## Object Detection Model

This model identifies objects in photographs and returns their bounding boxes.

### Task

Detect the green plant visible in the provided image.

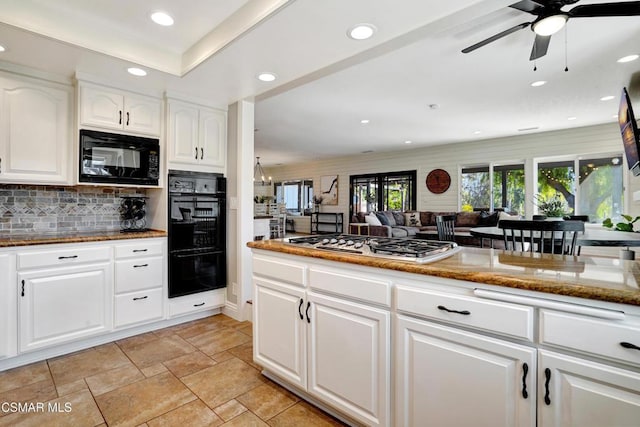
[602,215,640,232]
[534,194,570,218]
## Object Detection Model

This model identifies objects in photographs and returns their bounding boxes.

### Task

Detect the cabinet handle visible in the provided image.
[133,295,148,301]
[195,147,198,159]
[200,147,203,160]
[437,305,470,315]
[126,111,130,126]
[119,110,122,124]
[133,264,149,268]
[305,301,311,323]
[58,255,78,260]
[620,342,640,351]
[21,280,25,297]
[133,249,148,253]
[194,302,205,307]
[0,157,2,173]
[521,363,529,399]
[298,298,304,320]
[544,368,551,405]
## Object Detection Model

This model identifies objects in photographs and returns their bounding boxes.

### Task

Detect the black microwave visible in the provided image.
[79,130,160,186]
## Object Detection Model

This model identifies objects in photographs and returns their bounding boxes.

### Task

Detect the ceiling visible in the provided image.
[0,0,639,167]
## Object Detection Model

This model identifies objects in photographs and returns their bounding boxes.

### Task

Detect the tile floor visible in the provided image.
[0,314,347,427]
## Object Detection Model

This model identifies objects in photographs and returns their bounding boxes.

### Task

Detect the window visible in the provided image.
[350,170,416,217]
[274,179,313,215]
[460,164,525,214]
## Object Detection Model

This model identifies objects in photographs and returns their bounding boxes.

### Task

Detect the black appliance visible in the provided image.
[168,170,226,298]
[79,129,160,186]
[619,87,640,176]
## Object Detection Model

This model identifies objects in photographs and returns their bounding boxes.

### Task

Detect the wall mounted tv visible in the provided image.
[619,87,640,176]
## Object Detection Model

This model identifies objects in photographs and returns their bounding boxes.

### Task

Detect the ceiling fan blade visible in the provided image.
[510,0,545,14]
[530,34,551,60]
[462,22,530,53]
[569,2,640,17]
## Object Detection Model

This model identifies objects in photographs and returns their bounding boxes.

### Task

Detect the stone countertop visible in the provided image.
[247,239,640,307]
[0,229,167,247]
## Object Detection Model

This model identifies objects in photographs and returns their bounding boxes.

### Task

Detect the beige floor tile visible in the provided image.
[0,378,57,417]
[236,383,298,420]
[187,328,251,355]
[122,335,197,369]
[141,364,168,378]
[55,378,88,397]
[85,363,144,396]
[237,325,253,337]
[116,332,159,351]
[163,351,217,378]
[95,372,196,427]
[181,358,263,409]
[0,361,51,394]
[48,343,130,385]
[267,401,346,427]
[0,389,104,427]
[174,319,227,340]
[212,399,247,422]
[220,411,269,426]
[147,399,223,427]
[210,351,235,363]
[227,343,261,370]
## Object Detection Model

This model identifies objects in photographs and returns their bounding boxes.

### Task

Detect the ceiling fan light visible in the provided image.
[533,15,567,36]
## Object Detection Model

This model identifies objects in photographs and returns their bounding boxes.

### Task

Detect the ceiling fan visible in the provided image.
[462,0,640,60]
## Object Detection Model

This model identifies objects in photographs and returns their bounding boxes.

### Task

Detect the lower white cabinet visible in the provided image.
[18,262,112,352]
[115,288,163,328]
[396,314,536,427]
[168,289,225,318]
[254,275,390,427]
[0,253,17,359]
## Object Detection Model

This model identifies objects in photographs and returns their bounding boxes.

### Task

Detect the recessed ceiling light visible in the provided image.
[567,116,577,121]
[531,80,546,87]
[404,140,412,144]
[360,119,370,124]
[127,67,147,77]
[257,72,277,82]
[151,11,174,26]
[617,54,639,63]
[347,23,376,40]
[473,130,482,135]
[600,95,615,101]
[0,45,5,52]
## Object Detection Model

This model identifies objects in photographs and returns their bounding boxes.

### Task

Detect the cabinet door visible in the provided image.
[18,263,112,352]
[0,253,17,359]
[0,77,71,184]
[199,107,226,168]
[539,349,640,427]
[168,100,199,166]
[124,94,161,136]
[253,277,307,389]
[79,85,124,130]
[307,291,390,427]
[396,314,536,427]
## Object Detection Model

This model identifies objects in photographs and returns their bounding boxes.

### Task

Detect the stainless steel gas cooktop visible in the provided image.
[286,234,460,264]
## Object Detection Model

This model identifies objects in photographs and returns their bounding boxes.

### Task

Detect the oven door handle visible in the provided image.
[172,251,223,258]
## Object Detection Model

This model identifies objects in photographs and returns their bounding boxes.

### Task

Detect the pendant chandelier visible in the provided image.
[253,157,272,186]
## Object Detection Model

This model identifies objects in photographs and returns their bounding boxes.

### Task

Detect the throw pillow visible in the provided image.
[375,211,390,225]
[404,212,422,227]
[365,213,382,226]
[382,211,397,226]
[419,211,433,226]
[456,211,480,227]
[392,211,405,226]
[498,211,520,222]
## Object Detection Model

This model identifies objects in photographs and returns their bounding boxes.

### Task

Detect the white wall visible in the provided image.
[267,123,640,221]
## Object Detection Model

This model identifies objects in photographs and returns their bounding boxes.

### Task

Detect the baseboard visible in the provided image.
[222,300,240,321]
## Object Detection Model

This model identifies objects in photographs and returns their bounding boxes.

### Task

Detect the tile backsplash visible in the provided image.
[0,185,147,235]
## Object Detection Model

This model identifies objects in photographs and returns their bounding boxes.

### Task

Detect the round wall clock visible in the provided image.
[426,169,451,194]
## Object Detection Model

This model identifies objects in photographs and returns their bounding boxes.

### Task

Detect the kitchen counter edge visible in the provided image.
[0,229,167,247]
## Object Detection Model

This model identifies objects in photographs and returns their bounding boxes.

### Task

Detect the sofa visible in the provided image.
[350,210,510,246]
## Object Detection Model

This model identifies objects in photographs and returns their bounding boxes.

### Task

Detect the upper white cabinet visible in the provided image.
[79,83,161,136]
[0,74,72,184]
[167,98,226,171]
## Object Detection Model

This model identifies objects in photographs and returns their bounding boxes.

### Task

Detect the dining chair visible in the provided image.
[436,214,456,242]
[498,220,585,255]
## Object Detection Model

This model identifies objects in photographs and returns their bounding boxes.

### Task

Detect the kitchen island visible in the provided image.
[248,239,640,427]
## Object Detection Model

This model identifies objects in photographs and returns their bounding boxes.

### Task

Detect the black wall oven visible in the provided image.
[168,170,226,298]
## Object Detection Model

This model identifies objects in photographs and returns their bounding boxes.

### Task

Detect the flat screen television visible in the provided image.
[619,87,640,176]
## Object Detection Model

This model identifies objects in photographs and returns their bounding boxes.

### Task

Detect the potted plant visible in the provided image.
[312,195,323,212]
[603,215,640,232]
[534,194,570,220]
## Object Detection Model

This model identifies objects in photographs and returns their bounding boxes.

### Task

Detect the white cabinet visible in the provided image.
[0,252,17,359]
[79,83,161,136]
[167,289,226,318]
[396,314,536,427]
[167,98,226,170]
[538,350,640,427]
[0,74,71,184]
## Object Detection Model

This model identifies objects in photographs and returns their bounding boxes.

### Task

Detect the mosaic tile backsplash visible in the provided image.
[0,185,147,235]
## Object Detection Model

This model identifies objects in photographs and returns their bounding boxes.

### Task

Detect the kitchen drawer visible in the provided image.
[17,246,111,270]
[253,255,306,286]
[115,256,163,293]
[115,240,163,259]
[309,267,391,306]
[396,284,534,341]
[168,289,225,318]
[115,288,163,328]
[540,309,640,367]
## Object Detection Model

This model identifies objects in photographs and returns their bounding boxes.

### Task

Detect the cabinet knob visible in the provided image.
[195,147,198,159]
[620,341,640,351]
[298,298,304,320]
[544,368,551,405]
[133,295,148,301]
[119,110,122,125]
[200,147,203,160]
[126,111,130,126]
[521,363,529,399]
[437,305,471,315]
